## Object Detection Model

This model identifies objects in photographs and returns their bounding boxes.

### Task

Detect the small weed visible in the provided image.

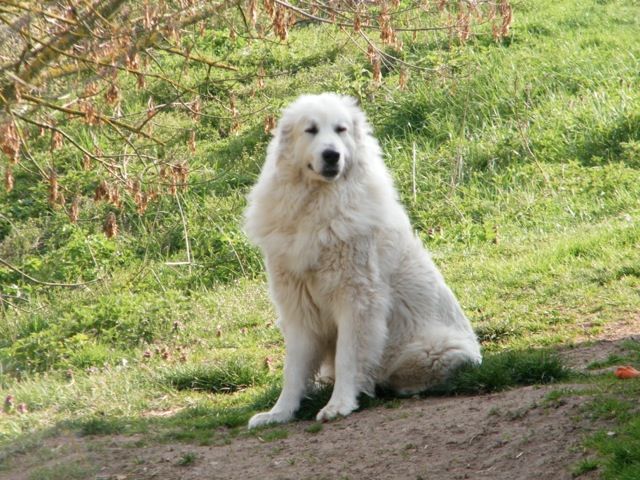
[28,461,96,480]
[587,355,627,370]
[256,428,288,442]
[487,407,501,417]
[544,387,581,406]
[572,458,598,477]
[76,417,126,437]
[505,407,530,421]
[586,397,633,422]
[177,452,197,466]
[304,423,323,434]
[383,399,402,409]
[545,389,566,402]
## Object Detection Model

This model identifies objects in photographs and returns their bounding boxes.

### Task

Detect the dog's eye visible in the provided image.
[335,126,347,133]
[305,125,318,135]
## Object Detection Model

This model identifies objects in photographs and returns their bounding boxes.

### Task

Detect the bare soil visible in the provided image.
[4,334,638,480]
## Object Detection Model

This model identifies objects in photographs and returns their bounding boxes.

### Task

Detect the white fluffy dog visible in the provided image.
[244,93,481,428]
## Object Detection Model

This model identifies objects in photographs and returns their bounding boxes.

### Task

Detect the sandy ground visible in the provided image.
[3,330,639,480]
[123,385,596,480]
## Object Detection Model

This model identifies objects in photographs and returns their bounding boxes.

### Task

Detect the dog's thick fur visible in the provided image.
[245,93,481,428]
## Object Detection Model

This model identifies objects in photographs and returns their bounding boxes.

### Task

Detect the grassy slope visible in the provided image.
[1,0,640,477]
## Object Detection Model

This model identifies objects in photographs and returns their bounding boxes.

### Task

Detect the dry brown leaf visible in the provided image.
[48,170,59,206]
[69,196,80,223]
[264,115,276,134]
[105,83,119,104]
[103,211,118,238]
[51,131,63,151]
[4,167,14,192]
[399,68,408,91]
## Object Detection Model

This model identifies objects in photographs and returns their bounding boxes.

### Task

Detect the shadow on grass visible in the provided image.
[62,383,284,446]
[163,358,270,394]
[574,111,640,168]
[157,348,569,439]
[295,349,569,420]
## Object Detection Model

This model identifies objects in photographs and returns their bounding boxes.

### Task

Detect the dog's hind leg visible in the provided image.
[383,332,481,396]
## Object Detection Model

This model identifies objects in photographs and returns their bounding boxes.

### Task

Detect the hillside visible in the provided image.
[1,1,640,478]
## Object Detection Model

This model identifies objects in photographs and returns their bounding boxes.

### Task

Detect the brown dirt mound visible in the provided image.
[90,385,596,480]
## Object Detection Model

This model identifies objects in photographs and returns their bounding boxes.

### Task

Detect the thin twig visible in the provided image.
[175,193,193,275]
[412,142,417,204]
[357,30,440,73]
[12,112,124,175]
[0,258,101,288]
[214,222,247,278]
[275,0,454,32]
[157,46,238,71]
[20,93,164,144]
[150,268,167,293]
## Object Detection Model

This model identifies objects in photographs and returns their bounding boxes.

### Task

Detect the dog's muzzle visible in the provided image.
[321,149,340,178]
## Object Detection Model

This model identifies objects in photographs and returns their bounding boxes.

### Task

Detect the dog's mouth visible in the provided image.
[308,163,340,180]
[321,167,340,179]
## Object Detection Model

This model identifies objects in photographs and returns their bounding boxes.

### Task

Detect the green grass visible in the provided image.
[432,349,570,395]
[1,0,640,478]
[582,384,640,479]
[28,461,97,480]
[304,423,323,434]
[256,428,289,442]
[163,355,271,393]
[587,341,640,370]
[176,452,198,466]
[572,458,599,478]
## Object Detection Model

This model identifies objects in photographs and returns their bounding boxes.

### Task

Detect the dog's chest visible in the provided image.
[270,226,337,275]
[262,200,353,271]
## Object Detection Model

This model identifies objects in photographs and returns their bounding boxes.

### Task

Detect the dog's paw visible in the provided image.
[248,410,293,429]
[316,398,358,422]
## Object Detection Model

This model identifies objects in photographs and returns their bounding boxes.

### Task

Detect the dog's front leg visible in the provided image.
[248,321,319,429]
[316,293,387,422]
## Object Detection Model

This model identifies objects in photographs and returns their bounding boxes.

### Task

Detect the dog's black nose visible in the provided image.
[322,149,340,165]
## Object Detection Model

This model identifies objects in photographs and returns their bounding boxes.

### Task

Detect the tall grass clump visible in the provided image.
[433,350,570,395]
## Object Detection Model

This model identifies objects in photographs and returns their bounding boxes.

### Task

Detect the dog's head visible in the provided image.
[272,93,369,183]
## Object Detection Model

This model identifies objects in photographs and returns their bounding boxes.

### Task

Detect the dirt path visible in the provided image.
[122,386,596,480]
[4,336,638,480]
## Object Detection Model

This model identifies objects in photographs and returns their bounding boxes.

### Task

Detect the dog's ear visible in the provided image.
[274,101,297,142]
[341,95,371,142]
[276,116,294,139]
[340,95,360,108]
[269,108,295,167]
